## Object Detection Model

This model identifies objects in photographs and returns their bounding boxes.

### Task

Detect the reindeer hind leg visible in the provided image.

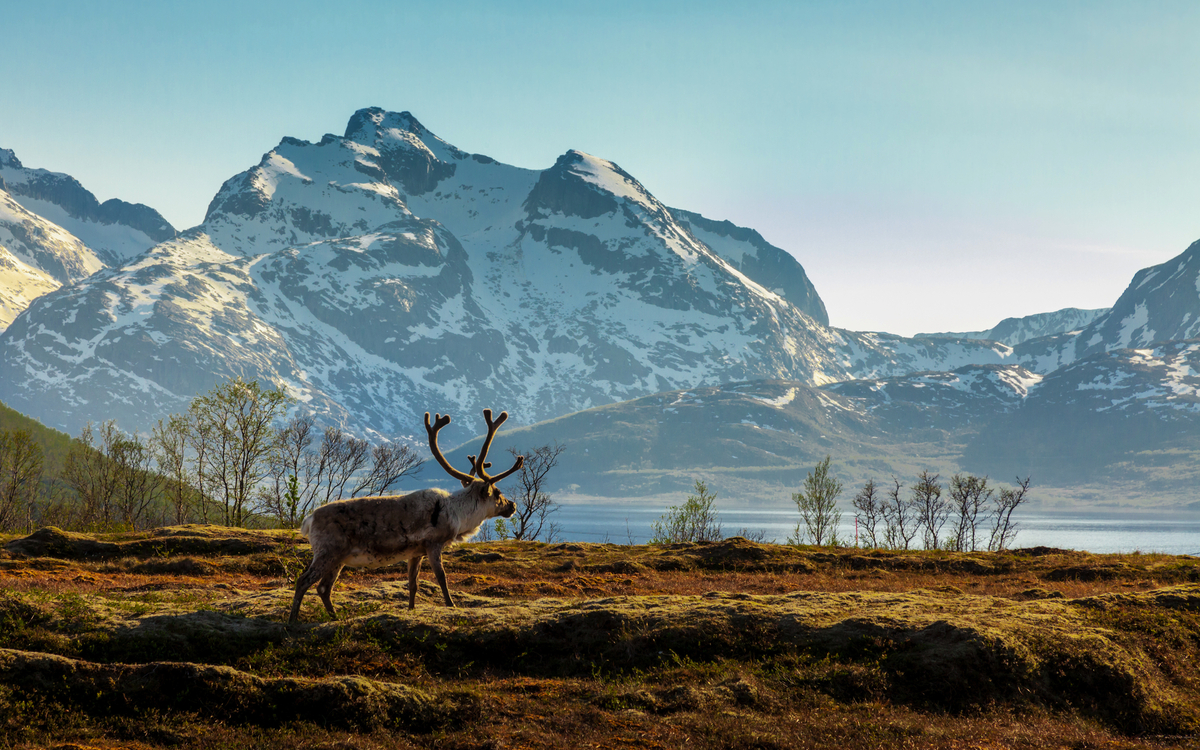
[289,561,324,624]
[315,565,344,619]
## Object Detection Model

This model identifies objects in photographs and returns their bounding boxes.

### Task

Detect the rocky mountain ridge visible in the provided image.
[0,149,175,266]
[919,307,1109,346]
[0,148,179,331]
[0,184,103,329]
[0,108,1015,446]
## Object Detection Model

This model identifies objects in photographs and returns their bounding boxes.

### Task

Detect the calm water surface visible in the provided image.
[551,505,1200,555]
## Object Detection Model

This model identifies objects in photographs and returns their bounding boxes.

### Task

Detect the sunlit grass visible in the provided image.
[2,527,1200,747]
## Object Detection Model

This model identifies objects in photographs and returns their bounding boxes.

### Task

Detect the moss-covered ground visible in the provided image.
[2,526,1200,749]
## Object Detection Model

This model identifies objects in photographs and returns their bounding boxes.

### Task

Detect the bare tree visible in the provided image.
[111,433,163,530]
[63,421,123,529]
[316,427,370,505]
[500,442,565,541]
[882,477,919,550]
[912,471,948,550]
[351,441,423,498]
[152,414,195,525]
[0,429,43,532]
[262,417,423,526]
[789,456,842,546]
[32,480,77,530]
[989,476,1032,551]
[851,478,884,548]
[948,474,992,552]
[188,378,293,527]
[262,415,323,527]
[184,409,217,524]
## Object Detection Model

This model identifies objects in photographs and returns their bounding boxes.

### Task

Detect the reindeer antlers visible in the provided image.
[425,412,475,487]
[472,409,524,485]
[425,409,524,487]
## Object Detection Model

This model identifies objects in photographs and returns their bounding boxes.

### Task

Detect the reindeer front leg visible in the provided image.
[289,561,322,624]
[427,544,456,607]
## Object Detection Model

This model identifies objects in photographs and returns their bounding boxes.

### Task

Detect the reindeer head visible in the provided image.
[425,409,522,521]
[480,482,517,519]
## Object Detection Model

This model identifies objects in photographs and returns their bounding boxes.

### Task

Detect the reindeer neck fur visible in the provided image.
[445,480,508,542]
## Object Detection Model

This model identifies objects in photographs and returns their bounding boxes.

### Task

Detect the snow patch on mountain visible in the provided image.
[0,246,59,330]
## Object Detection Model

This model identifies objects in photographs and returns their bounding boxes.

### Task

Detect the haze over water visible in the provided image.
[551,506,1200,556]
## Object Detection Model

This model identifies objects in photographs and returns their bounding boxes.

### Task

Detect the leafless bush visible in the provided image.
[881,477,919,550]
[990,476,1032,551]
[0,429,43,532]
[912,471,948,550]
[948,474,992,551]
[852,479,884,548]
[500,442,565,541]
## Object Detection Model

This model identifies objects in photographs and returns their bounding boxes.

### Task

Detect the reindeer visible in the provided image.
[288,409,522,623]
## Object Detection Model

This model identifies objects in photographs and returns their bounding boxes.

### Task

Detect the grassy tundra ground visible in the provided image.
[1,526,1200,749]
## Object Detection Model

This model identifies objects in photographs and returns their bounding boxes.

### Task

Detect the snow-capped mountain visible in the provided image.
[0,149,175,267]
[0,108,1013,443]
[4,107,1200,505]
[918,307,1109,346]
[0,183,103,329]
[669,209,828,326]
[1071,240,1200,354]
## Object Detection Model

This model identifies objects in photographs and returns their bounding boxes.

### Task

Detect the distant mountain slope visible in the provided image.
[0,148,175,266]
[824,364,1042,431]
[0,399,74,478]
[464,343,1200,505]
[965,338,1200,481]
[918,307,1109,346]
[462,365,1040,497]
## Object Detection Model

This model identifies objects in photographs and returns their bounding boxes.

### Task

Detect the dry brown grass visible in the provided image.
[2,528,1200,749]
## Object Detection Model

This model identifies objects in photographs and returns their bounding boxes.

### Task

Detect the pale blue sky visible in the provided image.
[3,1,1198,335]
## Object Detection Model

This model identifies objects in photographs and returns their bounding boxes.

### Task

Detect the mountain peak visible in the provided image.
[525,149,661,220]
[344,107,428,142]
[0,149,20,169]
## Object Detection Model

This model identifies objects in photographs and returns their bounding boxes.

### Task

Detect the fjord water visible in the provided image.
[552,505,1200,555]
